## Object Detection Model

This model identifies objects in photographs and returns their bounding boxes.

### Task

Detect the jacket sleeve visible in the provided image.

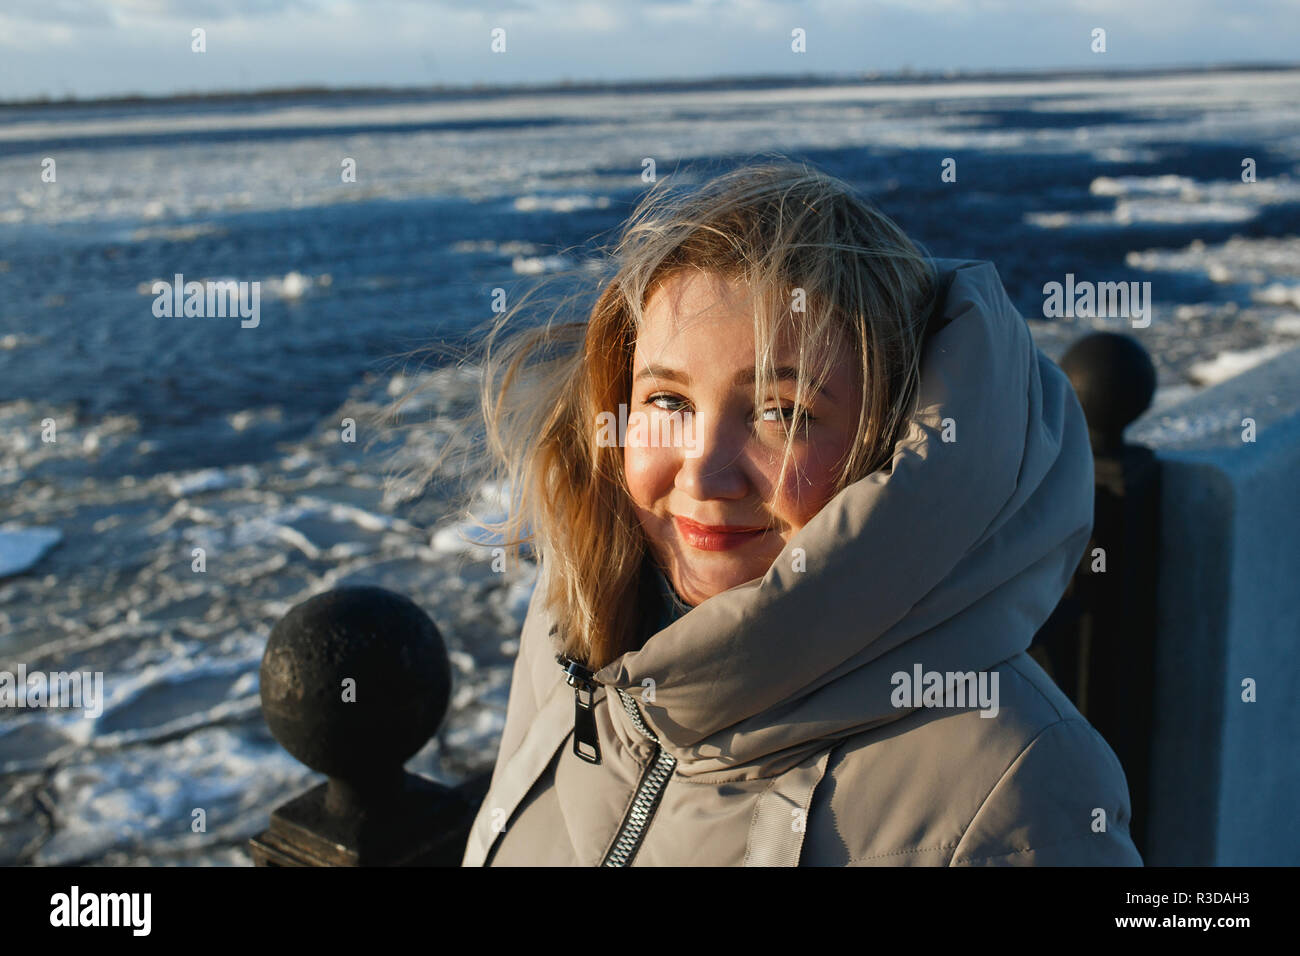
[947,718,1144,866]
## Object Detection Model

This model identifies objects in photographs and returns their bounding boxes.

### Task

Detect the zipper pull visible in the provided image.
[557,654,602,764]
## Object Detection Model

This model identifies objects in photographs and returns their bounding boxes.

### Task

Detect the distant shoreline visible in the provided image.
[3,61,1297,111]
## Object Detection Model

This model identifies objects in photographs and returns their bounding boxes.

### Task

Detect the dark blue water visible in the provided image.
[2,78,1298,482]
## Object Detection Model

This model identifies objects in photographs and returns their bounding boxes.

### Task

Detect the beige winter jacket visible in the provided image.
[462,258,1144,867]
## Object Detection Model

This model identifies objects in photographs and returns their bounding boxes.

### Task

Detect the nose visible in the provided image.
[673,411,752,501]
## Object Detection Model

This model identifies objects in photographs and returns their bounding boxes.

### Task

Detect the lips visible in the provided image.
[675,517,766,533]
[673,515,768,552]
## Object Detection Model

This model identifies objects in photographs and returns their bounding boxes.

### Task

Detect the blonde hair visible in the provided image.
[384,158,937,670]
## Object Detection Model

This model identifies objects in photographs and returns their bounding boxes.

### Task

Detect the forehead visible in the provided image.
[637,271,782,350]
[635,270,854,369]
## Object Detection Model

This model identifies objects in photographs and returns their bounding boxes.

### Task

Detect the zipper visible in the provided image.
[557,654,603,764]
[555,654,677,866]
[600,687,677,867]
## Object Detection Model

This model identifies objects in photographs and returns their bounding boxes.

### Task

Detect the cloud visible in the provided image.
[1,0,1293,100]
[1,0,116,26]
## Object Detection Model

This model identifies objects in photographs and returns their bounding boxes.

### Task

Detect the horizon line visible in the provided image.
[3,59,1298,111]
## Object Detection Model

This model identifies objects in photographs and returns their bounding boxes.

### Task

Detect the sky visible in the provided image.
[1,0,1297,101]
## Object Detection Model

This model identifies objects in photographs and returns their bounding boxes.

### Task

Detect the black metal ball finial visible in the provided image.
[259,586,451,788]
[1060,332,1156,456]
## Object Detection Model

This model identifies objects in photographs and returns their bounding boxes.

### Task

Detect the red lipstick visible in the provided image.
[673,515,768,551]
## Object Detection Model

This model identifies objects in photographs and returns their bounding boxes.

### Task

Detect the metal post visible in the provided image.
[1030,331,1160,859]
[249,585,485,866]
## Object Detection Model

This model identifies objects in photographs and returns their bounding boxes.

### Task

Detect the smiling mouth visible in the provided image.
[673,515,768,551]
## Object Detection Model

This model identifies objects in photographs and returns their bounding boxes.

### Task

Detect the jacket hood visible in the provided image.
[586,257,1095,779]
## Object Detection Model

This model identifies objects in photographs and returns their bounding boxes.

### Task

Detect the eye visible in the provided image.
[645,393,688,413]
[760,405,816,427]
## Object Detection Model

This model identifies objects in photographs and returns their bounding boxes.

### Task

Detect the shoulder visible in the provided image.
[491,570,567,771]
[803,653,1143,866]
[945,713,1143,865]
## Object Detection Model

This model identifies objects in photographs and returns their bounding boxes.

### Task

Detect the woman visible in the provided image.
[432,160,1141,866]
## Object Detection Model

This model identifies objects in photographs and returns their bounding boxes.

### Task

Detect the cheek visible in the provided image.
[770,439,848,524]
[623,443,675,507]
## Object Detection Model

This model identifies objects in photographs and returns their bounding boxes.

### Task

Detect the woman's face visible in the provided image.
[624,271,864,606]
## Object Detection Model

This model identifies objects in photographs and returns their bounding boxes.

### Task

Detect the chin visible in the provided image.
[674,562,764,603]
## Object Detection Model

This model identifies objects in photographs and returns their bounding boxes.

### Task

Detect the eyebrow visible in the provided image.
[633,364,836,401]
